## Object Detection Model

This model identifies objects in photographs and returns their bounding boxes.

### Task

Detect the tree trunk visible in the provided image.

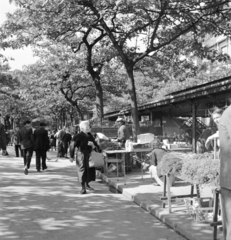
[74,103,83,120]
[63,110,66,126]
[124,63,140,141]
[94,78,103,126]
[70,107,74,127]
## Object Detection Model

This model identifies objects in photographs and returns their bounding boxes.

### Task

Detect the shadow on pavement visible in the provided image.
[0,147,186,240]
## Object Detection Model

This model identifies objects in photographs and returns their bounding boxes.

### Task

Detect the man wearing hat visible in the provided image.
[115,117,130,148]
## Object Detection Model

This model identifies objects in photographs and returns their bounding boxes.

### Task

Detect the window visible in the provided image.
[221,45,228,54]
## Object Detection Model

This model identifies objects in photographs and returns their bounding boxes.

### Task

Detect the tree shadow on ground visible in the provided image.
[0,148,186,240]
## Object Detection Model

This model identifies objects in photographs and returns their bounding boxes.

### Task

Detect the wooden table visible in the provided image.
[160,174,198,213]
[104,148,153,180]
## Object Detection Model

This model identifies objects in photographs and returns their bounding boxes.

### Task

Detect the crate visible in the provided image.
[184,197,217,223]
[105,158,125,178]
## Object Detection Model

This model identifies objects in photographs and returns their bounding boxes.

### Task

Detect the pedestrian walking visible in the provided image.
[62,128,72,158]
[18,120,34,175]
[34,122,50,172]
[0,121,9,156]
[49,130,56,151]
[13,126,23,157]
[56,126,66,158]
[69,120,101,194]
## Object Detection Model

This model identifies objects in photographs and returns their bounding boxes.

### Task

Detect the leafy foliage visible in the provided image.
[157,152,185,176]
[157,152,220,187]
[1,0,231,133]
[181,153,220,187]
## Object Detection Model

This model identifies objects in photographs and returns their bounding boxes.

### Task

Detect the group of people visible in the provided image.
[1,118,102,194]
[54,126,72,159]
[2,110,231,239]
[14,120,50,175]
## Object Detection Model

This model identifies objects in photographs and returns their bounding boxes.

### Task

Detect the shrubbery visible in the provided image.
[157,152,220,187]
[181,153,220,187]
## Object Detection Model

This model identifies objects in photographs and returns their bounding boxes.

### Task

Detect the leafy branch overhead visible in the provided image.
[1,0,231,133]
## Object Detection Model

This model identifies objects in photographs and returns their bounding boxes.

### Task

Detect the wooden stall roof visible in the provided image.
[104,76,231,118]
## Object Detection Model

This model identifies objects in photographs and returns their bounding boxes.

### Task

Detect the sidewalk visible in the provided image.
[0,147,187,240]
[97,167,224,240]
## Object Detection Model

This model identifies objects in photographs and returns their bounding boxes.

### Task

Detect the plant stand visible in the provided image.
[160,174,198,213]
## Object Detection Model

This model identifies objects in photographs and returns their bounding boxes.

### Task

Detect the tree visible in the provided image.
[2,0,231,139]
[78,0,231,138]
[32,43,127,119]
[33,44,97,119]
[1,1,118,124]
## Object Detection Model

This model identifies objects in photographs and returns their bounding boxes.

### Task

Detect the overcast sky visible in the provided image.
[0,0,38,70]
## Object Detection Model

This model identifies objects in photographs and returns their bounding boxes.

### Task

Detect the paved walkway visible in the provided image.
[1,146,186,240]
[98,165,224,240]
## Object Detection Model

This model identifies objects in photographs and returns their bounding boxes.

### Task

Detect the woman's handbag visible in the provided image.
[89,151,104,168]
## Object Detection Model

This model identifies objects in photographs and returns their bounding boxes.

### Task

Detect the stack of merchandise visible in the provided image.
[99,140,121,151]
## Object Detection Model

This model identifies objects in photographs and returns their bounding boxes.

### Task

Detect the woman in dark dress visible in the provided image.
[69,120,101,194]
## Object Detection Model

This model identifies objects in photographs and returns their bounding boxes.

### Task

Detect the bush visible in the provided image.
[180,153,220,187]
[157,152,186,176]
[157,152,220,187]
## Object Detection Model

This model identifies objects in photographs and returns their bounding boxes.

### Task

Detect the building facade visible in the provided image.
[204,35,231,56]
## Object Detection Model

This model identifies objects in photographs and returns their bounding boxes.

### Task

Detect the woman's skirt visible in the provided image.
[76,150,95,183]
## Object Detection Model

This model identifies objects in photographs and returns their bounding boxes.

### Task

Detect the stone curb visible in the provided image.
[96,171,218,240]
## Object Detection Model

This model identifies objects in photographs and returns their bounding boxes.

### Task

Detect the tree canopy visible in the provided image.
[1,0,231,136]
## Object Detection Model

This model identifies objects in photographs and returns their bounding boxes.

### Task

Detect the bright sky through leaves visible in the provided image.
[0,0,38,70]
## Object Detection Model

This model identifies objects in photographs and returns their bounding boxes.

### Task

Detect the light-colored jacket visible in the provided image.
[117,124,130,144]
[219,105,231,189]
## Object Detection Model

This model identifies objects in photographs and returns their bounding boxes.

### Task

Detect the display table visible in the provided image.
[104,148,153,180]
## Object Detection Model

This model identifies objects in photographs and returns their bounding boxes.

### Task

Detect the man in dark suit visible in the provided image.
[18,120,34,175]
[34,122,50,172]
[0,121,8,156]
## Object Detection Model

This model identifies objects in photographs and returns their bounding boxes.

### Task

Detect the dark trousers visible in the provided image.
[35,149,47,170]
[221,187,231,240]
[22,147,33,169]
[57,141,65,157]
[63,142,68,156]
[15,144,23,157]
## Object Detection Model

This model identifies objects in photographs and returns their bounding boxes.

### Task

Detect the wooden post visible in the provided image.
[212,189,219,240]
[196,184,201,198]
[192,103,197,153]
[214,138,217,159]
[190,185,194,199]
[162,175,167,208]
[150,111,153,123]
[167,174,172,213]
